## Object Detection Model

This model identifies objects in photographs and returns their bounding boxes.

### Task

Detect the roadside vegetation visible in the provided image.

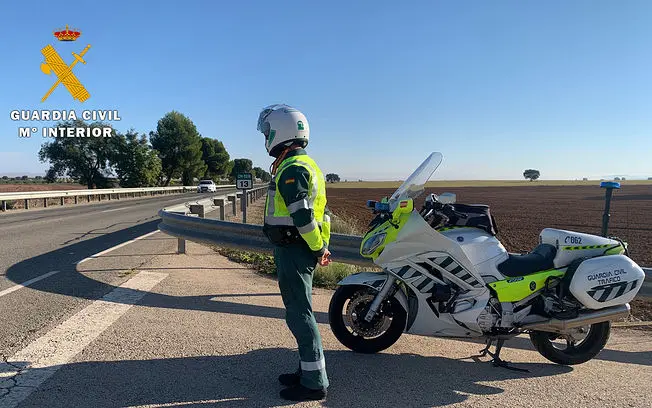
[215,206,372,289]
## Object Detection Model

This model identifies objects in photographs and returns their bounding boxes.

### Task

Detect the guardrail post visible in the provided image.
[44,198,48,208]
[25,199,29,209]
[215,198,226,220]
[75,196,78,204]
[60,197,65,206]
[240,192,247,223]
[177,238,186,254]
[1,201,6,211]
[236,193,243,214]
[228,195,236,216]
[190,204,205,218]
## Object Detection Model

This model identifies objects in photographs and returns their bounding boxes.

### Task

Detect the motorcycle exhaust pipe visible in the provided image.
[521,303,631,333]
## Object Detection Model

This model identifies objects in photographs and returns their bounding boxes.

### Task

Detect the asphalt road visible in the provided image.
[1,237,649,408]
[0,191,232,359]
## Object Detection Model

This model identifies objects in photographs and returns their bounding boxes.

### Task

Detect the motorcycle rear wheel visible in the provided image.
[328,285,407,354]
[529,321,611,365]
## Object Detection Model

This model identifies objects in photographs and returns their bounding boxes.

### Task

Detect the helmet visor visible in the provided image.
[256,103,298,133]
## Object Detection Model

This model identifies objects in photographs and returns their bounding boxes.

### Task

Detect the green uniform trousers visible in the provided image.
[274,242,329,390]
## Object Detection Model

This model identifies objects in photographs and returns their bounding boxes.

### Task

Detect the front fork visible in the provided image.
[364,274,398,322]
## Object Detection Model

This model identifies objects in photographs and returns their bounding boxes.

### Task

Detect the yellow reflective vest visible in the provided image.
[264,150,331,253]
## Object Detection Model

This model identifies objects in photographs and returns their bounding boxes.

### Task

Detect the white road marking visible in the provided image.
[0,271,60,298]
[76,230,159,264]
[100,205,137,213]
[0,271,168,408]
[125,398,247,407]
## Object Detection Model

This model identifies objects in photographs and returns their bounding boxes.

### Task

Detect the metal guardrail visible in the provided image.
[0,184,242,211]
[158,198,652,299]
[0,186,195,200]
[159,186,277,255]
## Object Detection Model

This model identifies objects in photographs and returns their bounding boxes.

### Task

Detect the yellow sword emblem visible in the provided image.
[40,44,91,103]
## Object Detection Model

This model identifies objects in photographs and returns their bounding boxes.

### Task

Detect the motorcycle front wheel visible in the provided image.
[328,284,407,354]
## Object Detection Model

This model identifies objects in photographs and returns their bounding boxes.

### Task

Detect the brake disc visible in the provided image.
[344,291,392,337]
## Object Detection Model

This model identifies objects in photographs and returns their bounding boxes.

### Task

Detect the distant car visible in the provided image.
[197,180,217,193]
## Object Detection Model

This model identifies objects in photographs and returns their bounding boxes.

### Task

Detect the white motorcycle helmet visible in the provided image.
[257,104,310,157]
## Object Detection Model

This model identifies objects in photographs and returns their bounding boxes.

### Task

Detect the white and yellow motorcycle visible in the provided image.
[328,152,645,369]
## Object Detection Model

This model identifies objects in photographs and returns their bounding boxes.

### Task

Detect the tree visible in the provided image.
[229,158,253,181]
[150,111,206,186]
[326,173,341,183]
[253,166,272,182]
[224,161,234,181]
[39,119,115,189]
[201,137,230,179]
[1,176,7,180]
[110,129,162,187]
[523,169,540,181]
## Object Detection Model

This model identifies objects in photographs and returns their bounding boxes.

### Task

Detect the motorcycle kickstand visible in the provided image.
[476,338,530,373]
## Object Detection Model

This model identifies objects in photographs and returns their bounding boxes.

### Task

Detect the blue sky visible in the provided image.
[1,0,651,180]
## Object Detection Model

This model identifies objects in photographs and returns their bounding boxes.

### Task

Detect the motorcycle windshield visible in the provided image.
[389,152,443,210]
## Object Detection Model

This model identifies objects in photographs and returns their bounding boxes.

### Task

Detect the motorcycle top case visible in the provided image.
[569,255,645,310]
[539,228,623,268]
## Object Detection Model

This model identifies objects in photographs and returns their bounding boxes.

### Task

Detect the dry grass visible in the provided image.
[0,183,86,193]
[215,194,369,289]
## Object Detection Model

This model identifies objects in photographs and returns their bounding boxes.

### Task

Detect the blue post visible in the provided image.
[600,181,621,237]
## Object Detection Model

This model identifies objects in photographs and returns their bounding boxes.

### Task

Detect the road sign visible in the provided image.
[236,173,253,190]
[236,173,253,223]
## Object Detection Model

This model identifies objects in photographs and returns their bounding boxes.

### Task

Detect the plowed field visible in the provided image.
[326,185,652,267]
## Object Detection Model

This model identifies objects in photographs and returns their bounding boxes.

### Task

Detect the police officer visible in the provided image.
[257,104,332,401]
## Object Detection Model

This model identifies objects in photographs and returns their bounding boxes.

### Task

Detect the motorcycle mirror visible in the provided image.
[425,193,437,203]
[438,192,456,204]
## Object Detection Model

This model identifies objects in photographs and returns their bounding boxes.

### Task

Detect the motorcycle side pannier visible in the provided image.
[568,255,645,310]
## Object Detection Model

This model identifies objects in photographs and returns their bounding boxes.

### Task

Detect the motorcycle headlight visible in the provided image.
[361,232,387,256]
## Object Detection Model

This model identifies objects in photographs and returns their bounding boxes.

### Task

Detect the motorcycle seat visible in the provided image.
[497,244,557,277]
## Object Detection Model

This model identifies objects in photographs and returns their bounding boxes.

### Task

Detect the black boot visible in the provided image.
[278,371,301,386]
[279,384,327,401]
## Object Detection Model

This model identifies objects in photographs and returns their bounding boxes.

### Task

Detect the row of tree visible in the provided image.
[1,176,43,180]
[38,111,272,189]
